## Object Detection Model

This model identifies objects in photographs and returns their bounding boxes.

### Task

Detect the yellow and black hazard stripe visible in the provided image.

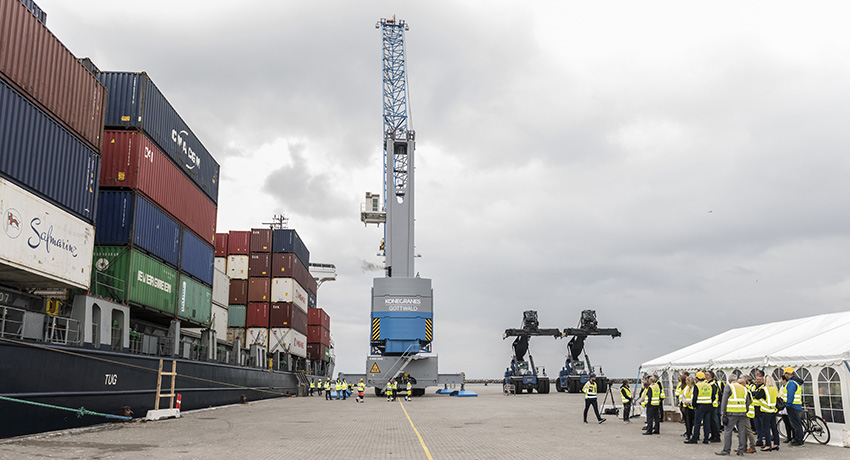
[372,317,380,340]
[425,318,432,341]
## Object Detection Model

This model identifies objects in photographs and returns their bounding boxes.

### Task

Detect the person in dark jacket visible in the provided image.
[783,367,805,446]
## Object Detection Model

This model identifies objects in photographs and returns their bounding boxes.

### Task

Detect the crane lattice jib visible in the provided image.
[378,18,410,201]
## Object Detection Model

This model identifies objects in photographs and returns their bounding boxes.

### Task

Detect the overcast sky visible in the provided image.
[38,0,850,379]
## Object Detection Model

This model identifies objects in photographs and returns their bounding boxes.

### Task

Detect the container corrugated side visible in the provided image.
[246,327,267,346]
[307,343,327,361]
[227,230,250,255]
[248,253,270,277]
[214,256,226,273]
[19,0,46,24]
[272,229,310,267]
[250,228,272,253]
[0,78,100,224]
[99,130,217,244]
[97,72,219,203]
[269,302,308,334]
[214,232,228,256]
[269,328,307,357]
[246,302,269,328]
[307,275,318,296]
[94,191,181,268]
[0,177,94,289]
[91,245,177,315]
[248,277,270,303]
[212,268,228,306]
[210,303,227,340]
[226,327,246,344]
[270,278,308,312]
[307,291,317,309]
[229,279,247,304]
[0,0,106,151]
[227,305,247,328]
[227,255,248,280]
[176,274,212,327]
[180,228,214,287]
[270,253,311,290]
[308,307,330,330]
[307,325,330,347]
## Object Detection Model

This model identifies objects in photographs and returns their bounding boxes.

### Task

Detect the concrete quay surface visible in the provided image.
[1,385,846,460]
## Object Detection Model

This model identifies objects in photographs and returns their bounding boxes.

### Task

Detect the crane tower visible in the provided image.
[359,17,464,396]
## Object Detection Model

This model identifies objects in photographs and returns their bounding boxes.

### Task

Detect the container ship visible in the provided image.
[0,0,334,438]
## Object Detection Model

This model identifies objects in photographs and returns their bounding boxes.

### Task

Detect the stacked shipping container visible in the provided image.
[0,0,103,290]
[307,308,331,362]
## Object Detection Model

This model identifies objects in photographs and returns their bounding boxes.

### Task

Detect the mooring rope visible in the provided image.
[0,395,132,421]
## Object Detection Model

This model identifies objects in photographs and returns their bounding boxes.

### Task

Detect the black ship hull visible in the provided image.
[0,338,301,438]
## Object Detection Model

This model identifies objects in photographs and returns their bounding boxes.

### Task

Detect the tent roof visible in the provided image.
[641,311,850,373]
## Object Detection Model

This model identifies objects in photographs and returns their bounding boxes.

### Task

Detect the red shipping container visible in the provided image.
[215,233,228,256]
[228,230,250,255]
[99,130,217,244]
[306,343,327,361]
[248,277,270,302]
[250,228,272,253]
[269,302,308,333]
[307,325,330,347]
[271,253,311,290]
[229,279,247,304]
[308,307,330,330]
[0,0,106,152]
[246,302,269,328]
[248,253,271,278]
[307,275,318,296]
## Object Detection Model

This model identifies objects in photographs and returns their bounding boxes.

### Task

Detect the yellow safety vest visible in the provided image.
[582,381,597,399]
[659,383,666,401]
[749,384,761,408]
[726,382,748,413]
[406,382,412,391]
[648,383,662,406]
[785,381,803,405]
[682,384,694,408]
[710,380,720,407]
[325,381,331,390]
[386,382,393,394]
[696,381,713,405]
[760,386,778,414]
[357,382,365,391]
[675,382,683,398]
[621,386,632,404]
[745,387,755,419]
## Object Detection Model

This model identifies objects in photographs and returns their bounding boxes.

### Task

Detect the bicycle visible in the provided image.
[777,405,830,445]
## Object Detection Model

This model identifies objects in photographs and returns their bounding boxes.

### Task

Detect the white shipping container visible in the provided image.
[0,177,95,290]
[227,255,248,280]
[268,327,308,357]
[247,327,267,346]
[214,256,227,273]
[227,327,246,345]
[212,267,229,306]
[211,304,228,340]
[270,278,308,312]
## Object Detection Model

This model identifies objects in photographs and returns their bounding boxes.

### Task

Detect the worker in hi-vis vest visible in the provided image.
[405,380,413,401]
[357,379,365,403]
[620,380,633,424]
[324,378,332,400]
[582,374,606,424]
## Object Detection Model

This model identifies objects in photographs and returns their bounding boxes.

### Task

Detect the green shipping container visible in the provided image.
[227,305,247,328]
[324,346,330,362]
[177,274,212,326]
[92,246,177,315]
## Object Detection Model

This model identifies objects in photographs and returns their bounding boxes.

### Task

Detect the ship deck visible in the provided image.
[1,385,846,459]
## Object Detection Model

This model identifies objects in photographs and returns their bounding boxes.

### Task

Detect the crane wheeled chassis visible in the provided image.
[556,310,621,393]
[503,310,561,394]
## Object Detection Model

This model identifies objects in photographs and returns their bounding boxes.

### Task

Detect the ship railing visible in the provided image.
[92,270,126,303]
[43,315,81,346]
[0,306,25,339]
[111,326,123,351]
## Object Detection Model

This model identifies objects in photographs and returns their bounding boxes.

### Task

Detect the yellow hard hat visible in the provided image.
[695,371,706,379]
[784,366,794,374]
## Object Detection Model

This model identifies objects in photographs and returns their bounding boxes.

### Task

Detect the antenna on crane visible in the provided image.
[262,214,289,230]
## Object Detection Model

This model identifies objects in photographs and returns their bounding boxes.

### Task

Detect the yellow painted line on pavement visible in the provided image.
[399,400,434,460]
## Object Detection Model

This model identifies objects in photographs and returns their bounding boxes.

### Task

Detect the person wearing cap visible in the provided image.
[783,367,805,446]
[685,371,717,445]
[620,380,633,424]
[357,379,365,403]
[643,375,662,435]
[582,374,606,424]
[715,375,751,456]
[324,378,332,400]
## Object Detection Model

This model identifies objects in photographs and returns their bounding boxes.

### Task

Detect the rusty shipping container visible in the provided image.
[229,279,247,305]
[249,228,272,253]
[227,230,250,255]
[270,253,311,290]
[247,277,270,303]
[248,253,271,278]
[0,0,106,152]
[97,71,220,203]
[269,302,308,334]
[246,302,269,328]
[214,232,228,256]
[99,130,217,244]
[308,307,330,330]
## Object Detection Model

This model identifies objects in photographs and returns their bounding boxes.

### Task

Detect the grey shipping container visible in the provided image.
[0,0,107,151]
[94,190,181,268]
[96,72,220,204]
[0,77,100,224]
[228,305,247,328]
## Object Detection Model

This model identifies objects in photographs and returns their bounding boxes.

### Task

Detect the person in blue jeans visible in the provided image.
[783,367,805,446]
[684,372,717,444]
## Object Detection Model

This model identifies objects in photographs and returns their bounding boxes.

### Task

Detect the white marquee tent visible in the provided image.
[640,311,850,447]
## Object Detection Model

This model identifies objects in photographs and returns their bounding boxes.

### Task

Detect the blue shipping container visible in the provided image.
[19,0,46,24]
[272,229,310,268]
[97,72,220,204]
[307,291,317,309]
[0,78,100,224]
[180,228,214,287]
[95,190,181,267]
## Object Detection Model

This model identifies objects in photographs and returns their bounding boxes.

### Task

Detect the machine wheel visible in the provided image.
[539,379,550,394]
[375,387,383,397]
[516,386,523,394]
[555,379,564,392]
[413,388,425,397]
